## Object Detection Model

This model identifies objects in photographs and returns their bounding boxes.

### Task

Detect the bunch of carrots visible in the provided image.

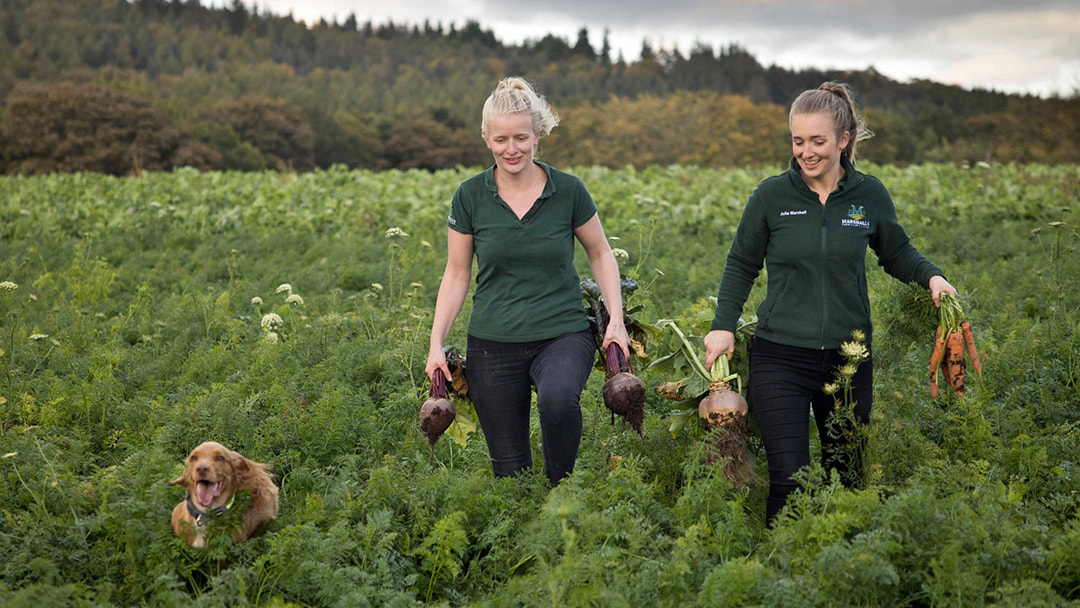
[928,292,983,398]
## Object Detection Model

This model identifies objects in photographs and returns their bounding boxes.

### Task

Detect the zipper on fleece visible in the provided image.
[819,204,829,349]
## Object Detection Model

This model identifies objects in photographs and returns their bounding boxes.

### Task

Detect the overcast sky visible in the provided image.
[223,0,1080,98]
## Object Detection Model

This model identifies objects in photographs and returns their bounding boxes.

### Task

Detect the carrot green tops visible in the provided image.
[449,162,596,342]
[711,156,944,350]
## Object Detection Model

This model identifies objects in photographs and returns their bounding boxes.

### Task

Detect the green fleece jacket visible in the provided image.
[711,156,944,350]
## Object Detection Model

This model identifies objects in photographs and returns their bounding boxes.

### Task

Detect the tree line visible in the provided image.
[0,0,1077,175]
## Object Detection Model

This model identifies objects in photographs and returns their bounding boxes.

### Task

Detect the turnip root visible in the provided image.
[601,342,645,434]
[699,375,755,485]
[420,372,456,464]
[651,319,755,485]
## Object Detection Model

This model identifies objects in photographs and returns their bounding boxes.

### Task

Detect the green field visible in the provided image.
[1,163,1078,607]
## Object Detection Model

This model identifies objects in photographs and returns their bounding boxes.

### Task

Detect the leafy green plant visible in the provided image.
[0,164,1078,606]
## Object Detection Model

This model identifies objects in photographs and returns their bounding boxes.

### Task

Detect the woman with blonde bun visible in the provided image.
[426,77,628,486]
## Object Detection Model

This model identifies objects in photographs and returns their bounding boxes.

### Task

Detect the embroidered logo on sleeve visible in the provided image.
[448,214,457,226]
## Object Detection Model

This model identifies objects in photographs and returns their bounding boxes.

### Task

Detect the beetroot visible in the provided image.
[698,379,754,485]
[419,372,456,464]
[601,342,645,434]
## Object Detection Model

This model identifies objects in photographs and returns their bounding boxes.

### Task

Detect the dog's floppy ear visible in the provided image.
[230,449,251,471]
[228,449,255,484]
[169,456,192,487]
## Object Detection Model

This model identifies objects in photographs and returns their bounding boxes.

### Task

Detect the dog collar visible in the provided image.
[185,490,234,523]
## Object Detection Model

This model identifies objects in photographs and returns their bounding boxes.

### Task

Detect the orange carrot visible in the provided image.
[928,325,945,399]
[944,331,967,396]
[961,321,982,375]
[940,337,953,387]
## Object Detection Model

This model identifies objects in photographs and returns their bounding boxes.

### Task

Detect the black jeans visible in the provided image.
[749,337,872,525]
[465,329,597,486]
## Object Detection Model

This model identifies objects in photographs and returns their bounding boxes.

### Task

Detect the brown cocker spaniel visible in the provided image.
[169,441,279,547]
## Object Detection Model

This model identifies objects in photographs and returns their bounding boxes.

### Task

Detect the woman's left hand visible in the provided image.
[929,275,957,307]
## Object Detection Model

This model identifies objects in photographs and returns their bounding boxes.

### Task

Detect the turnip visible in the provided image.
[419,372,456,464]
[698,360,754,485]
[601,342,645,434]
[651,319,755,486]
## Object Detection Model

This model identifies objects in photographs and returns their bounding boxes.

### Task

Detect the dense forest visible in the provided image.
[0,0,1078,175]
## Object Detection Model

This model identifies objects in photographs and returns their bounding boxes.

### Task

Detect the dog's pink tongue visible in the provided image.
[196,481,222,506]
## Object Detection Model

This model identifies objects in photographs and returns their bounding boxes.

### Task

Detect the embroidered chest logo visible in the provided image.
[842,204,871,228]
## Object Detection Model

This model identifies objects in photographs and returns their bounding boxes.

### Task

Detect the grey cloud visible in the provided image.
[476,0,1076,37]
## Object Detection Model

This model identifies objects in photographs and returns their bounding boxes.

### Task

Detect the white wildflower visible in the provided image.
[261,313,284,332]
[264,332,280,344]
[0,281,17,291]
[370,283,384,292]
[276,283,293,294]
[384,227,409,239]
[823,382,840,395]
[319,313,344,327]
[611,248,630,264]
[840,340,868,362]
[839,364,859,379]
[410,282,423,288]
[28,334,48,341]
[250,296,264,307]
[285,294,305,306]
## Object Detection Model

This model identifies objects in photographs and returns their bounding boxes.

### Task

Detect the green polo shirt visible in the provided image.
[448,162,596,342]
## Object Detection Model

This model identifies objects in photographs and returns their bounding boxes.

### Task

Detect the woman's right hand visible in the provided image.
[425,344,451,383]
[704,329,735,371]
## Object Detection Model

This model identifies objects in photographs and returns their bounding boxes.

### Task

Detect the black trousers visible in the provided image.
[748,337,872,525]
[465,329,597,486]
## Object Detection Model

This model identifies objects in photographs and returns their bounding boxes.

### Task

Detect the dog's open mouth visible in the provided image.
[195,480,223,507]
